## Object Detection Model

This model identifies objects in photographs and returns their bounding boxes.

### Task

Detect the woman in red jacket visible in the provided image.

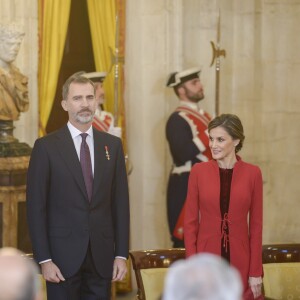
[184,114,263,299]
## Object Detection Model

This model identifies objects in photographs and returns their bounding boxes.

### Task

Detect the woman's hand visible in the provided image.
[249,276,262,298]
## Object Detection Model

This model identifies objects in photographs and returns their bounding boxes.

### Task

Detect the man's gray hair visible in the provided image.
[62,72,95,100]
[163,253,243,300]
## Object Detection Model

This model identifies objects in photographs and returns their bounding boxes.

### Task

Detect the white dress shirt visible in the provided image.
[67,121,95,174]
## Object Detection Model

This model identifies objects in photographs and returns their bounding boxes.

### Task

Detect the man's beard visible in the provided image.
[75,109,95,124]
[184,87,204,103]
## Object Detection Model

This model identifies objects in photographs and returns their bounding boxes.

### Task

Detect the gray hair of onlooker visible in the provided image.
[163,253,243,300]
[0,247,41,300]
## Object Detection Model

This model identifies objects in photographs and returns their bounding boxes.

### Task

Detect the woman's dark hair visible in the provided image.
[208,114,245,153]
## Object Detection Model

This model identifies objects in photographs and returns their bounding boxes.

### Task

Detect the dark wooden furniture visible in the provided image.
[0,154,32,253]
[262,243,300,263]
[262,244,300,300]
[129,248,186,300]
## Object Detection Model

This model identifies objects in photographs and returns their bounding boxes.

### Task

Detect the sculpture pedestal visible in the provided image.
[0,144,32,252]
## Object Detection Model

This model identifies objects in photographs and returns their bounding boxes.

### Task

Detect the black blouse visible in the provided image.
[219,167,233,262]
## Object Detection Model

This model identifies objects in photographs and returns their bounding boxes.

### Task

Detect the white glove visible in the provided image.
[109,126,122,138]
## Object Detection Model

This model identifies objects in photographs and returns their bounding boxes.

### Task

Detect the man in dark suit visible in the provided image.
[26,73,130,300]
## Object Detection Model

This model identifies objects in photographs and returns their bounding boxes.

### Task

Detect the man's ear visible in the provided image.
[177,85,185,97]
[61,100,68,112]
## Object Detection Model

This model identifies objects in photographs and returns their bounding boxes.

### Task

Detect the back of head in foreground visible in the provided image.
[163,253,243,300]
[0,247,42,300]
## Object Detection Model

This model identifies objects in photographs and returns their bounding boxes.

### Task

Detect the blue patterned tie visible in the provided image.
[80,133,93,201]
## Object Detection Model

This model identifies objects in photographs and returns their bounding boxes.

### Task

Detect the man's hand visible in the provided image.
[41,261,65,283]
[112,258,127,282]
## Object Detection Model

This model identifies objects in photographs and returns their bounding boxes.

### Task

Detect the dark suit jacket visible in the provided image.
[26,125,130,278]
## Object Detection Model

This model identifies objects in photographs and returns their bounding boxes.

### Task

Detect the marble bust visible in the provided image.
[0,23,29,121]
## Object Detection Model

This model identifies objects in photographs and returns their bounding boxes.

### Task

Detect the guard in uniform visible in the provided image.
[83,72,122,138]
[166,67,212,247]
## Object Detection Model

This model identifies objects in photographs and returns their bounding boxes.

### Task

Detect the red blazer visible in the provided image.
[184,158,263,290]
